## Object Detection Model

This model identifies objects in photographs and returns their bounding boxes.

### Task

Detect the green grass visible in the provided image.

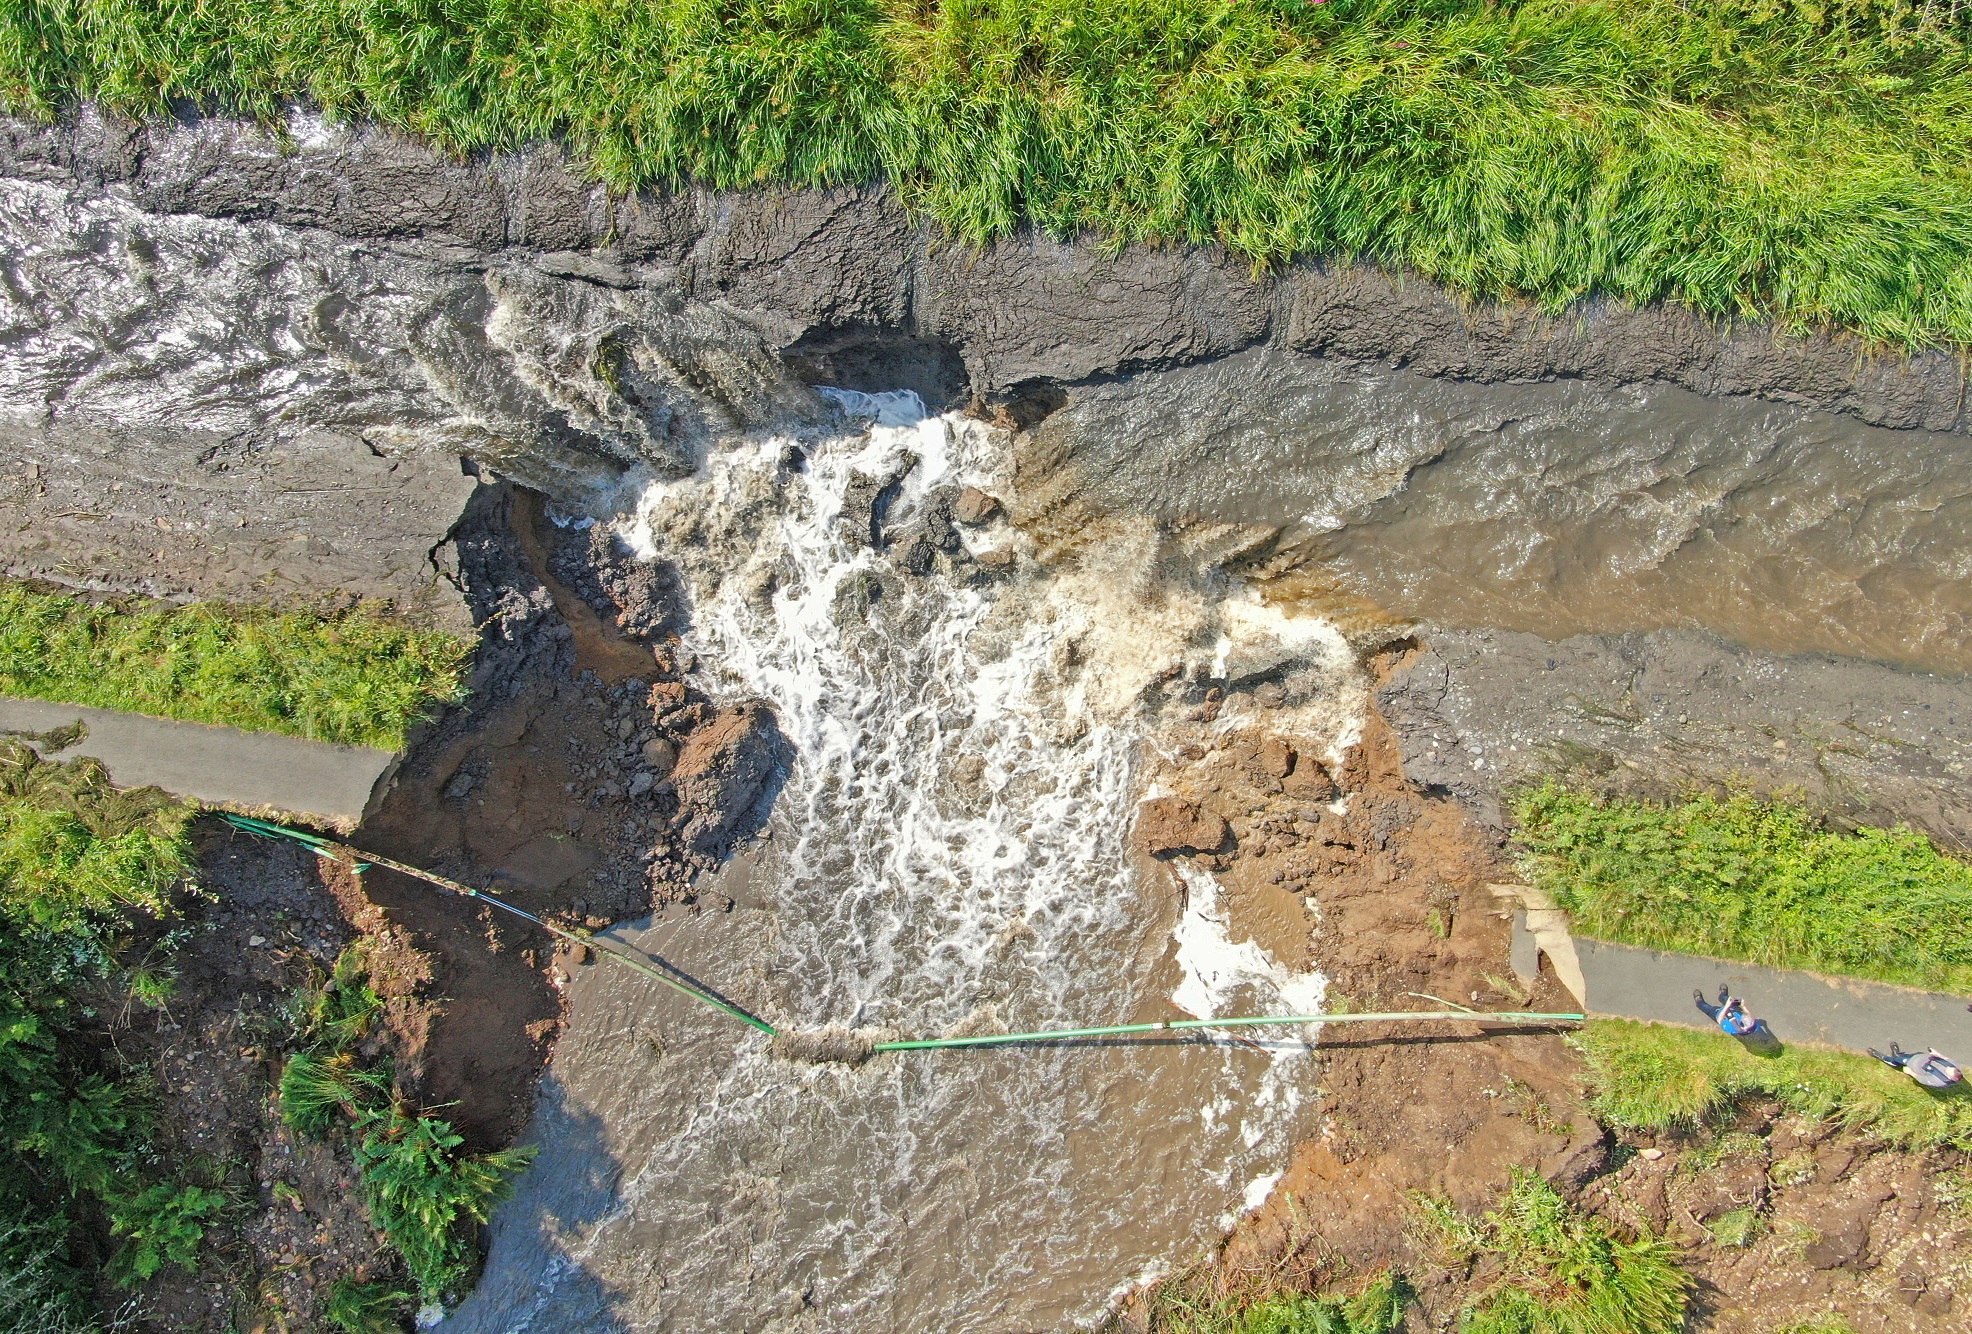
[1417,1170,1689,1334]
[1512,781,1972,994]
[1130,1270,1409,1334]
[0,582,471,751]
[7,1,1972,345]
[1577,1018,1972,1150]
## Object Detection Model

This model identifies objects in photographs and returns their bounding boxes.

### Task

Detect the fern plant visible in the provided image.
[350,1106,535,1305]
[323,1275,416,1334]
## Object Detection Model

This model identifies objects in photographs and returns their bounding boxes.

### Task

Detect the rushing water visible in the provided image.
[1041,348,1972,674]
[444,404,1361,1333]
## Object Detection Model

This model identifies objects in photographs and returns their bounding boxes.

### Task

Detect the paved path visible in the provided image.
[1578,937,1972,1057]
[0,695,395,825]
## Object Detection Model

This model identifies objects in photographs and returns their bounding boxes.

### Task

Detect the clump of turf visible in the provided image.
[1415,1169,1689,1334]
[1511,780,1972,994]
[1577,1018,1972,1150]
[0,582,470,750]
[6,1,1972,346]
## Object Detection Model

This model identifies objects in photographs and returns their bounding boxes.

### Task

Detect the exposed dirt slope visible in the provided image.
[1125,666,1970,1330]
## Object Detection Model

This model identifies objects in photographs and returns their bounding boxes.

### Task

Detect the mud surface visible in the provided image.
[1377,628,1972,847]
[1144,693,1969,1332]
[111,826,410,1331]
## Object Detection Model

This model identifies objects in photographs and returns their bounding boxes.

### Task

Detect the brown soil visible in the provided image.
[107,826,403,1332]
[109,484,783,1329]
[1118,647,1971,1330]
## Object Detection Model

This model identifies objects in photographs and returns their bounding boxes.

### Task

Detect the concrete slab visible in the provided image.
[1578,937,1972,1058]
[0,695,395,825]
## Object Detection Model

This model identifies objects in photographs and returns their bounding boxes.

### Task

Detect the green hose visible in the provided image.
[219,816,1584,1059]
[869,1010,1583,1052]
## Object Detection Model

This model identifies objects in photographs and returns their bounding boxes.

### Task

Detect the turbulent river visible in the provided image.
[444,400,1361,1333]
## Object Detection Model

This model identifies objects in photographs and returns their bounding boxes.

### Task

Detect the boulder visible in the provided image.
[672,702,785,854]
[953,486,1002,524]
[640,736,678,776]
[1135,797,1228,858]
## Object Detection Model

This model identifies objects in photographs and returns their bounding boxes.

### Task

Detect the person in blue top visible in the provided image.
[1693,984,1762,1036]
[1868,1043,1964,1089]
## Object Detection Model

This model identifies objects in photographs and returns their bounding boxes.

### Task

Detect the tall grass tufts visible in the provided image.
[5,2,1972,344]
[1512,780,1972,994]
[1418,1170,1688,1334]
[1577,1018,1972,1149]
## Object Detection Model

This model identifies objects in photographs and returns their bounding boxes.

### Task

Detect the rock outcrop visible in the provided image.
[672,702,786,856]
[1135,797,1230,858]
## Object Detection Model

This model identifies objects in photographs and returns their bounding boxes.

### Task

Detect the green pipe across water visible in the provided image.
[870,1011,1585,1051]
[220,814,1584,1055]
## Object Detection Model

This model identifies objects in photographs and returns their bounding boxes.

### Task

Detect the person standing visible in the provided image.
[1693,984,1762,1036]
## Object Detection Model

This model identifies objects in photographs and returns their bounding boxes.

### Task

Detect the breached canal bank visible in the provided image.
[4,109,1971,1332]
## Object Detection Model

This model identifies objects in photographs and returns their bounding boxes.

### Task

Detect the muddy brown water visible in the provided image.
[1039,348,1972,676]
[444,410,1348,1333]
[445,358,1972,1332]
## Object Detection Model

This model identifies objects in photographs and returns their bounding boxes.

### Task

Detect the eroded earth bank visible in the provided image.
[5,111,1972,1331]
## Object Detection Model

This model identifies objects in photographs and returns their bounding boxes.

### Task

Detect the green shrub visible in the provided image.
[322,1276,415,1334]
[7,2,1972,345]
[1420,1171,1688,1334]
[280,945,534,1306]
[107,1182,228,1284]
[0,1218,95,1333]
[0,746,218,1307]
[1577,1019,1972,1149]
[0,583,470,750]
[350,1107,535,1306]
[1512,781,1972,993]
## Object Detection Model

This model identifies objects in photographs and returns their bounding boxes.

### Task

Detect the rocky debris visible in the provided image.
[640,736,678,775]
[673,702,787,855]
[1134,796,1229,858]
[953,486,1002,524]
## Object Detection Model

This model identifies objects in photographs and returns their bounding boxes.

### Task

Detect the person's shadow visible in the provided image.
[1734,1022,1784,1058]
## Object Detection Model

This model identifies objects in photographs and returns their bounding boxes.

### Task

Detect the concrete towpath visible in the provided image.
[1498,880,1972,1056]
[1573,938,1972,1058]
[0,694,395,825]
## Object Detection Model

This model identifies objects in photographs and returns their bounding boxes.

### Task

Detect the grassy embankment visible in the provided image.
[0,742,209,1327]
[1134,1173,1686,1333]
[4,0,1972,346]
[280,947,534,1325]
[1512,781,1972,1146]
[0,745,530,1332]
[0,582,470,750]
